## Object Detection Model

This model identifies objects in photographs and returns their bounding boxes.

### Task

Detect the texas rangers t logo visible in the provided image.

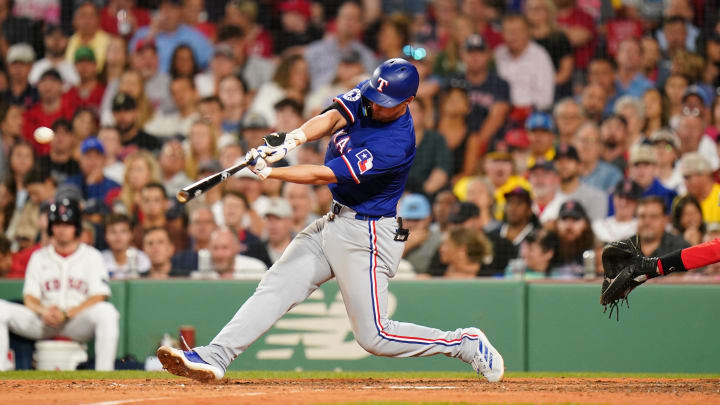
[376,77,389,92]
[356,149,373,173]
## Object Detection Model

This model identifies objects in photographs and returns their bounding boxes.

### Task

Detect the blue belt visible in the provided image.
[331,201,389,221]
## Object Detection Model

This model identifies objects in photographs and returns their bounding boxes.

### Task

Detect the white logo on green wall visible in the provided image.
[257,289,397,360]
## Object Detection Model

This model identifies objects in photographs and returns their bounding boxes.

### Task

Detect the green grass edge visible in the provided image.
[1,370,719,380]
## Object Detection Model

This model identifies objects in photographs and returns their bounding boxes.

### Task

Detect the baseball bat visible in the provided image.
[176,132,287,204]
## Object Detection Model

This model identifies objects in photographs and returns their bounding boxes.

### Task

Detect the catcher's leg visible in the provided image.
[192,216,333,373]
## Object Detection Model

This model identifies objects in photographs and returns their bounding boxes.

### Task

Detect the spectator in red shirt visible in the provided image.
[0,236,10,278]
[65,46,106,111]
[461,0,503,49]
[222,0,274,58]
[182,0,216,41]
[100,0,151,38]
[555,0,597,71]
[23,69,75,156]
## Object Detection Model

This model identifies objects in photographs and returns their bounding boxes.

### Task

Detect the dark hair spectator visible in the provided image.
[439,227,493,278]
[170,44,199,79]
[671,195,706,246]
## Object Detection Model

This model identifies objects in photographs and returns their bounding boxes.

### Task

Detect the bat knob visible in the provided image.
[177,190,190,204]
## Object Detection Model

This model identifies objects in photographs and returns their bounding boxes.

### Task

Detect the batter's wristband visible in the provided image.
[289,128,307,145]
[657,249,687,275]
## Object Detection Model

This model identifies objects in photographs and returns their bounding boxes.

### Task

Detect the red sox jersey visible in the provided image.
[23,243,111,311]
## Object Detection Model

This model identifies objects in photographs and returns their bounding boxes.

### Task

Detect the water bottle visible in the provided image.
[508,258,526,280]
[117,10,131,36]
[198,249,213,278]
[126,247,139,279]
[582,250,596,280]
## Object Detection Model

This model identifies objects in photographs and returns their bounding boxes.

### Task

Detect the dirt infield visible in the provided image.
[3,377,720,405]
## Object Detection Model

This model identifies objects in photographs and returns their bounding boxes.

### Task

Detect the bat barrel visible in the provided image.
[177,189,191,204]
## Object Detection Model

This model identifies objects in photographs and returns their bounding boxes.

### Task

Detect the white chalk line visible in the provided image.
[362,385,459,390]
[82,392,269,405]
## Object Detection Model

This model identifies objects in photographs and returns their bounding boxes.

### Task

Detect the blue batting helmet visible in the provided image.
[360,58,419,108]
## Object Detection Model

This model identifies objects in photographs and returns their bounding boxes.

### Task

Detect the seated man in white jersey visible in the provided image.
[0,198,119,371]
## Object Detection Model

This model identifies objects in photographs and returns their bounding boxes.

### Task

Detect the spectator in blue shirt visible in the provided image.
[129,0,212,74]
[614,38,654,100]
[609,144,677,215]
[65,137,120,203]
[573,122,623,193]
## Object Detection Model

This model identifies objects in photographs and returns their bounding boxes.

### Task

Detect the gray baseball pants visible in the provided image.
[194,208,480,372]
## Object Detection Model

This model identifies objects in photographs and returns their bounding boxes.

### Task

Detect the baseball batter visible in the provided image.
[0,199,119,371]
[158,59,504,382]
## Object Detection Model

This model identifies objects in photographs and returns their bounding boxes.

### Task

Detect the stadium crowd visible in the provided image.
[1,0,720,280]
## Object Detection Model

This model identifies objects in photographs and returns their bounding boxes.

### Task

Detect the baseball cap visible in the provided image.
[265,198,293,219]
[39,68,63,82]
[213,44,234,59]
[74,46,96,62]
[134,38,156,53]
[486,151,513,161]
[464,34,487,52]
[528,159,557,172]
[680,152,712,176]
[613,179,643,200]
[682,85,711,107]
[649,129,680,149]
[554,144,580,161]
[558,200,588,220]
[525,112,555,132]
[505,129,529,149]
[503,187,532,204]
[399,194,431,220]
[112,92,137,111]
[242,113,269,130]
[7,43,35,64]
[629,145,657,165]
[448,202,480,224]
[278,0,311,20]
[81,137,105,155]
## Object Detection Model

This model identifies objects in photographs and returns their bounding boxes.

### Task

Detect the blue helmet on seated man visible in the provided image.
[360,58,420,108]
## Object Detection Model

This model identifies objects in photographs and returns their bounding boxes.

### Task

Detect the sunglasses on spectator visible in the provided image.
[682,107,701,117]
[651,141,675,151]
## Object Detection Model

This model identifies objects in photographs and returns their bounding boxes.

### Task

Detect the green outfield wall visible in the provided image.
[1,279,718,372]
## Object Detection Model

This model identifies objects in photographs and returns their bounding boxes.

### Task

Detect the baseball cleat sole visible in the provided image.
[157,346,223,382]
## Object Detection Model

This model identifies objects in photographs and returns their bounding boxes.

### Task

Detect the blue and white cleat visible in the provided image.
[157,346,224,382]
[470,328,504,382]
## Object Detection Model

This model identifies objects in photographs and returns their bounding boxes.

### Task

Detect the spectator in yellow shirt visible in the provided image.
[681,152,720,223]
[65,2,111,72]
